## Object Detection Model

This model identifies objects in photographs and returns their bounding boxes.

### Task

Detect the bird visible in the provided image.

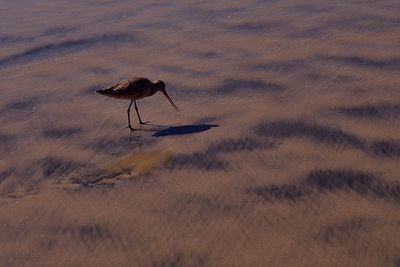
[96,77,179,131]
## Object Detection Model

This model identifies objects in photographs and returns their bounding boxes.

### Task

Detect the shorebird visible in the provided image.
[96,77,179,131]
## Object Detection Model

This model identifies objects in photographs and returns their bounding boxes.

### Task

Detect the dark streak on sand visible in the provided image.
[170,152,228,171]
[189,51,219,59]
[394,257,400,267]
[324,14,400,33]
[318,55,400,71]
[249,169,400,202]
[40,157,81,178]
[256,120,400,159]
[86,67,113,75]
[249,59,305,72]
[0,34,34,45]
[42,127,82,138]
[0,169,13,184]
[286,4,335,14]
[151,252,207,267]
[256,120,366,149]
[0,32,137,69]
[215,79,286,95]
[43,223,121,248]
[158,65,212,78]
[86,136,153,155]
[178,7,243,23]
[207,137,270,154]
[170,137,275,170]
[318,218,374,244]
[1,97,40,115]
[171,193,236,218]
[41,25,80,37]
[0,134,15,155]
[338,103,400,119]
[0,133,15,146]
[370,140,400,158]
[227,21,284,33]
[289,27,327,38]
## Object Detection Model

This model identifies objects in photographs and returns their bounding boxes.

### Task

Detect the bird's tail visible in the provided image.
[96,87,114,96]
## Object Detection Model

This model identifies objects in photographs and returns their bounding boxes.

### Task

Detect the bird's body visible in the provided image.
[96,77,179,131]
[98,77,155,100]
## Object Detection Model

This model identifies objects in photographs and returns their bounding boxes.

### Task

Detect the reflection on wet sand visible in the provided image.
[63,150,171,189]
[0,0,400,266]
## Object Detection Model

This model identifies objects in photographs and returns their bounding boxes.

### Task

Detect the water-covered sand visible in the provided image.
[1,0,400,266]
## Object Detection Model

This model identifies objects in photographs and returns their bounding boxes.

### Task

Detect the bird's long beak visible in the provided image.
[161,89,180,111]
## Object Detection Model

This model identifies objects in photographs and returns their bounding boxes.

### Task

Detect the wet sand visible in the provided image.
[1,0,400,266]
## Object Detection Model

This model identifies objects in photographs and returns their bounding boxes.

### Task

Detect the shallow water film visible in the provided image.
[1,0,400,266]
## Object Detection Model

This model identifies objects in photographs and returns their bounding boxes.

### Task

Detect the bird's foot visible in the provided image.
[139,121,150,125]
[127,126,136,131]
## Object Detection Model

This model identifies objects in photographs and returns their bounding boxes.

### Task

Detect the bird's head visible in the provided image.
[152,80,179,111]
[153,80,166,91]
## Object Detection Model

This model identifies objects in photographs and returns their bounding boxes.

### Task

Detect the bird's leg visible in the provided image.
[127,100,135,131]
[134,100,149,125]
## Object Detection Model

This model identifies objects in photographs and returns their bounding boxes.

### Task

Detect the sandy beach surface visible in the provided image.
[1,0,400,266]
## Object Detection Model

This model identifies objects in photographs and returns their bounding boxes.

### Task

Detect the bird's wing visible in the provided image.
[112,80,131,91]
[105,77,152,99]
[125,78,152,96]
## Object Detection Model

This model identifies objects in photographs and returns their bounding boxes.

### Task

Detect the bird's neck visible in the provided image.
[149,85,159,96]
